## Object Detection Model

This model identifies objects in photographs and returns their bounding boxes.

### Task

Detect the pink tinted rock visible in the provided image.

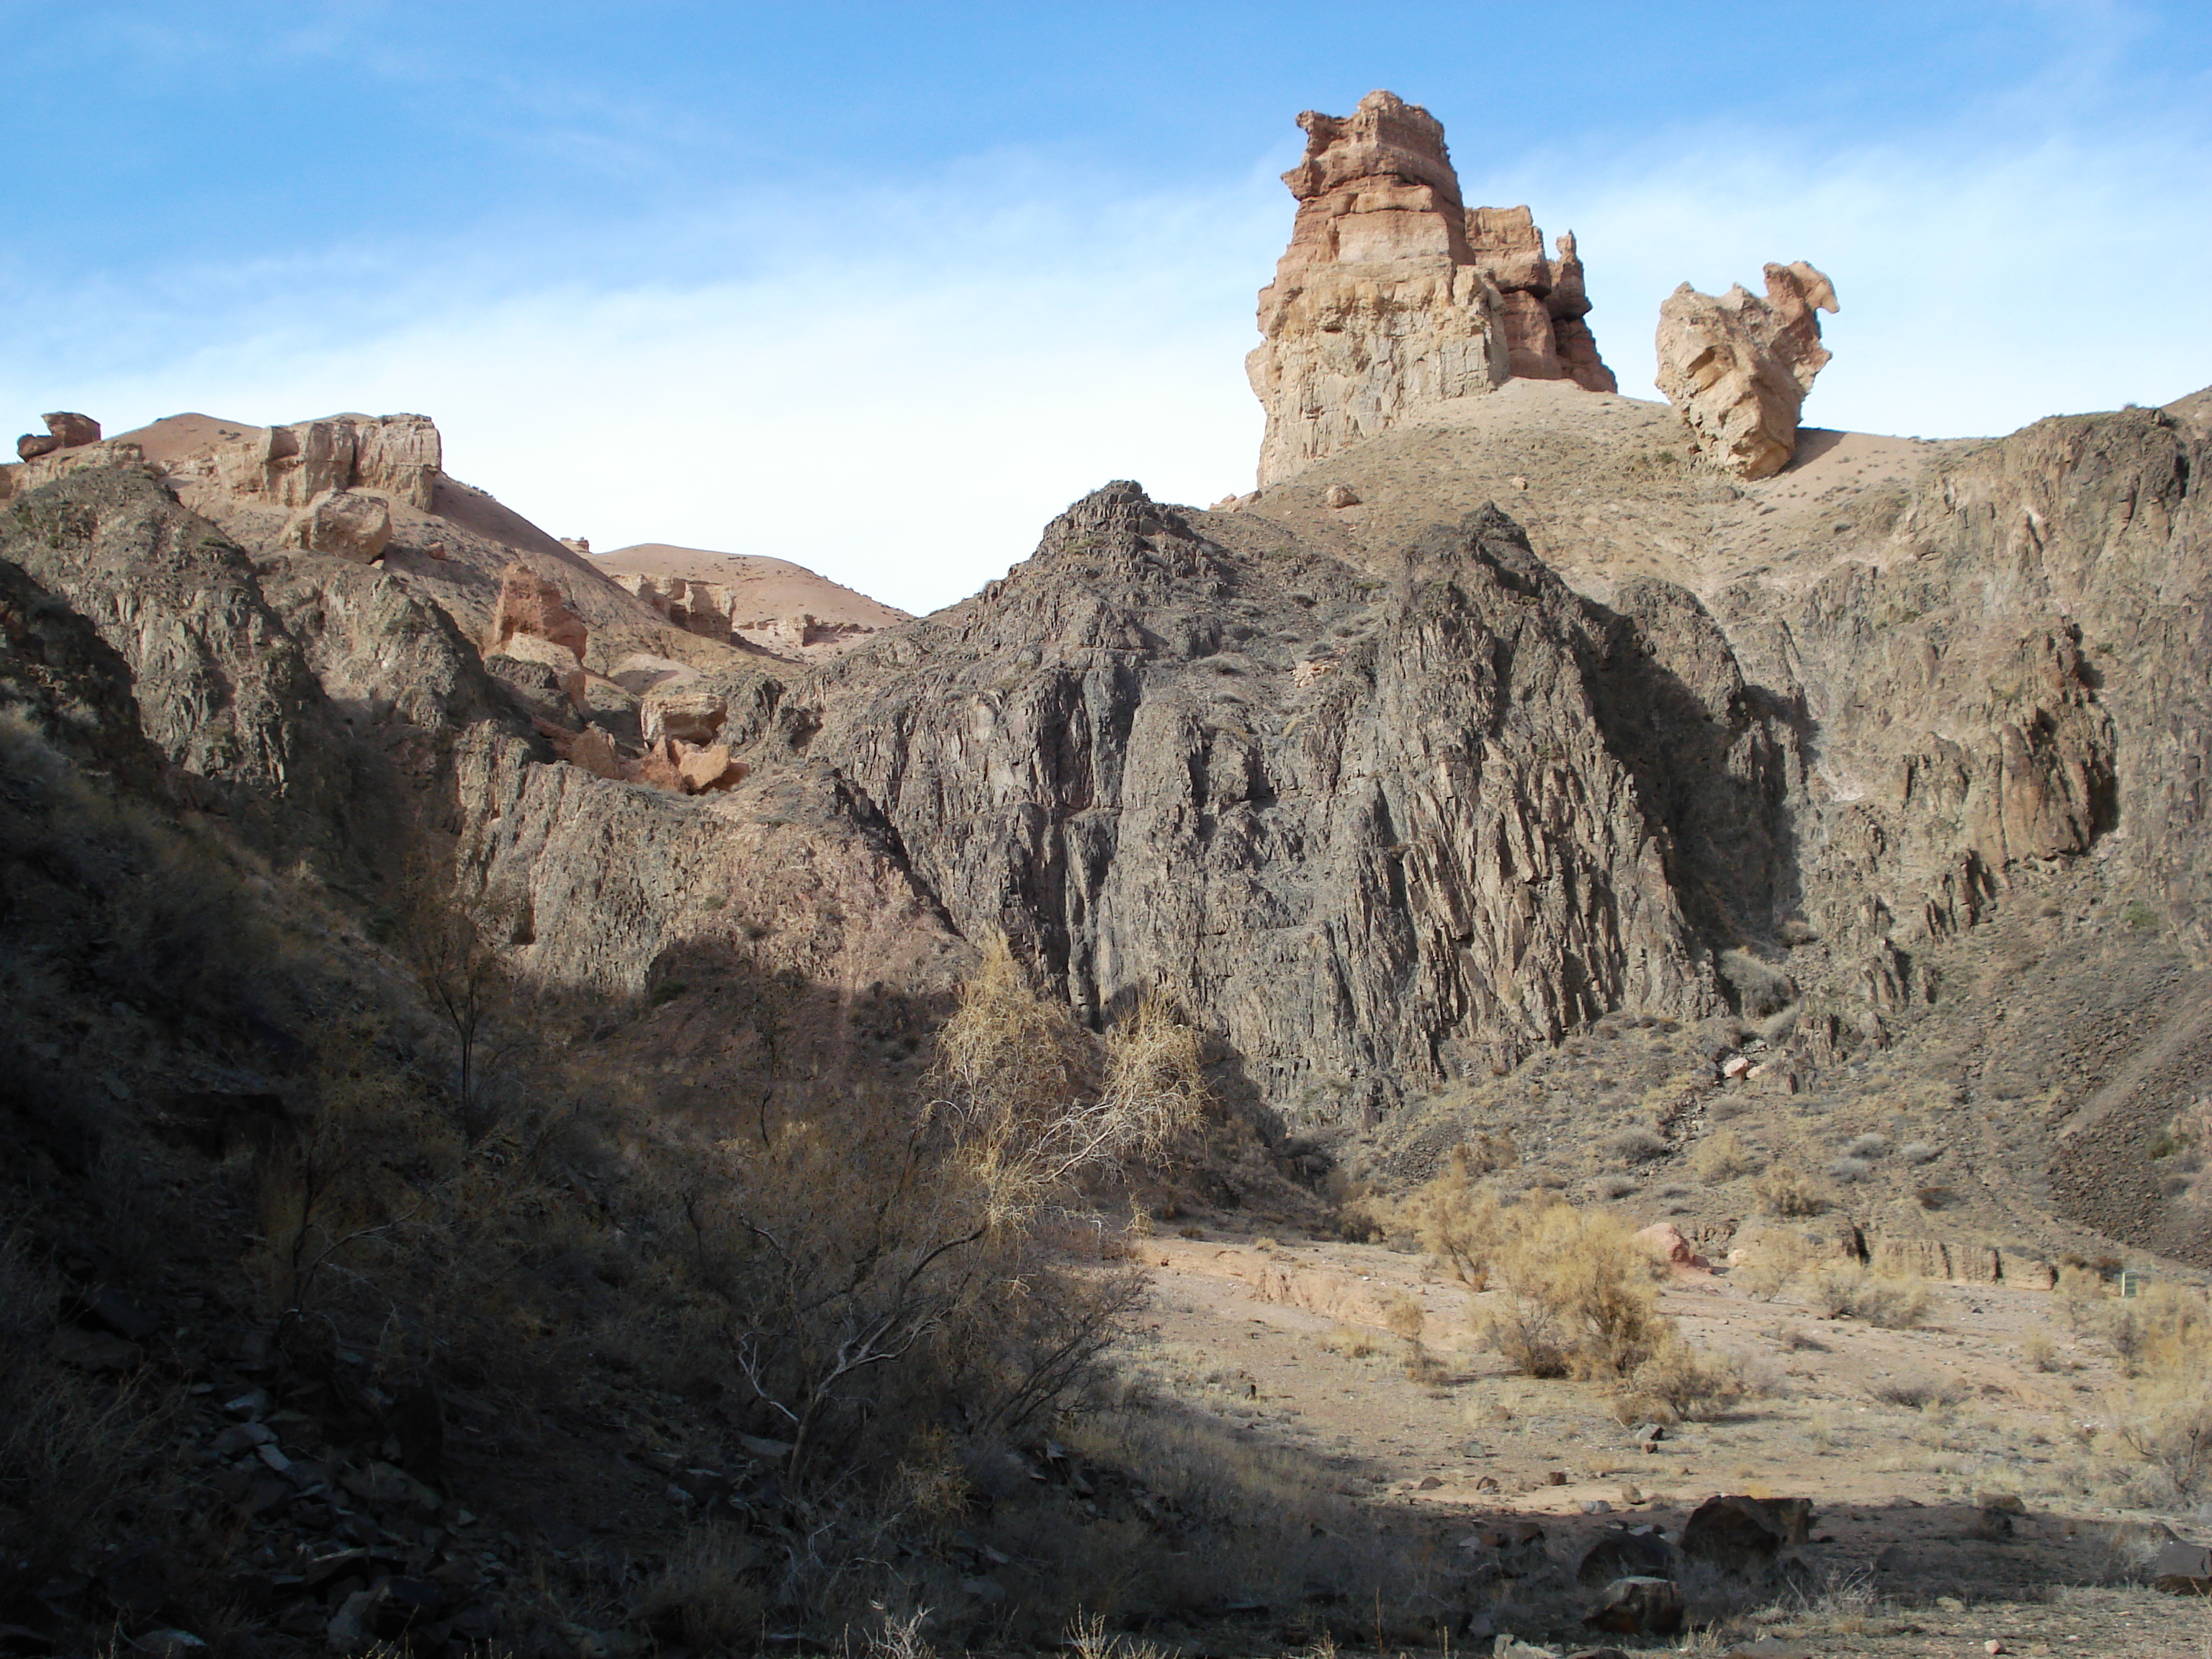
[1633,1223,1711,1271]
[42,412,102,449]
[490,565,589,663]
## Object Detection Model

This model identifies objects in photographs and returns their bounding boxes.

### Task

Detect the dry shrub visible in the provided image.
[637,1522,771,1652]
[2018,1330,2064,1372]
[1320,1325,1382,1360]
[1868,1376,1966,1411]
[1732,1226,1811,1300]
[680,940,1199,1490]
[1693,1129,1762,1183]
[1753,1164,1827,1217]
[2055,1261,2110,1334]
[2105,1285,2212,1501]
[0,1233,171,1606]
[1612,1331,1748,1426]
[1467,1197,1670,1379]
[1809,1269,1932,1328]
[1606,1125,1671,1165]
[1395,1152,1505,1287]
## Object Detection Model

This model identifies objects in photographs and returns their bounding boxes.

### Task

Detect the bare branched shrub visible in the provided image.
[680,940,1199,1491]
[392,853,524,1141]
[1899,1141,1941,1165]
[1753,1164,1827,1217]
[1827,1155,1873,1184]
[1732,1226,1811,1300]
[1613,1331,1748,1425]
[1693,1129,1761,1183]
[1810,1269,1932,1328]
[1841,1133,1889,1159]
[1467,1197,1670,1379]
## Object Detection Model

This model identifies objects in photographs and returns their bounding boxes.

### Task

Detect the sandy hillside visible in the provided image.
[1199,377,1961,609]
[594,541,909,660]
[107,413,739,674]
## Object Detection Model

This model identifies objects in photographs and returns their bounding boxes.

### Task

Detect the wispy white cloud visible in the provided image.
[7,77,2211,615]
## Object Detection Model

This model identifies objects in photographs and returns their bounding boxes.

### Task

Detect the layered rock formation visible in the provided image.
[1654,261,1838,479]
[181,412,445,511]
[1247,91,1614,486]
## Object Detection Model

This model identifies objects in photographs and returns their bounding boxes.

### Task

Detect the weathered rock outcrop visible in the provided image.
[1654,262,1838,479]
[490,564,590,663]
[188,413,444,511]
[1247,91,1614,487]
[595,544,909,660]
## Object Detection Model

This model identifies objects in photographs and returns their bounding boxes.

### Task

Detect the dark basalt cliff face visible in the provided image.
[2,392,2206,1262]
[779,403,2206,1145]
[799,486,1745,1124]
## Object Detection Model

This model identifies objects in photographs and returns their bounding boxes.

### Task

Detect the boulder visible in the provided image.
[641,690,729,747]
[42,411,102,449]
[1654,261,1838,479]
[16,432,62,461]
[2150,1539,2212,1593]
[568,727,626,781]
[1681,1495,1812,1572]
[1323,483,1361,508]
[627,736,686,792]
[490,565,589,663]
[1633,1223,1711,1270]
[283,489,392,562]
[1576,1527,1677,1584]
[1583,1576,1682,1637]
[675,742,746,795]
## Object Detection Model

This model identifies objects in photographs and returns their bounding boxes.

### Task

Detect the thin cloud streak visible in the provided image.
[7,116,2211,615]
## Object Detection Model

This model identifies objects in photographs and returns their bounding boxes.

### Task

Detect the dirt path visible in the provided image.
[1105,1225,2212,1653]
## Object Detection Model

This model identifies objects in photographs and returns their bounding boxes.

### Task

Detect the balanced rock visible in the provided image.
[1246,90,1613,485]
[44,411,102,449]
[284,489,392,562]
[490,565,589,664]
[1654,261,1838,479]
[17,431,62,461]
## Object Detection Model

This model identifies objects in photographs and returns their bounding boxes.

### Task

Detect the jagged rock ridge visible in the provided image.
[1247,90,1617,488]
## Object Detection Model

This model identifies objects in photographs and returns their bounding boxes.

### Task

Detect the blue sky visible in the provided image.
[4,3,2209,611]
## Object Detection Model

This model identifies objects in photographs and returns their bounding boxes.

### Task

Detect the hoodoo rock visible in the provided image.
[490,565,590,664]
[1247,90,1614,486]
[16,411,102,461]
[43,412,102,449]
[1654,261,1838,479]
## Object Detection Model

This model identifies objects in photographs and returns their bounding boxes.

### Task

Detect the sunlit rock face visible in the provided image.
[1247,89,1614,487]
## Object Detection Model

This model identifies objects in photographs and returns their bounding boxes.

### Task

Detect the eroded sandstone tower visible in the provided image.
[1246,90,1616,486]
